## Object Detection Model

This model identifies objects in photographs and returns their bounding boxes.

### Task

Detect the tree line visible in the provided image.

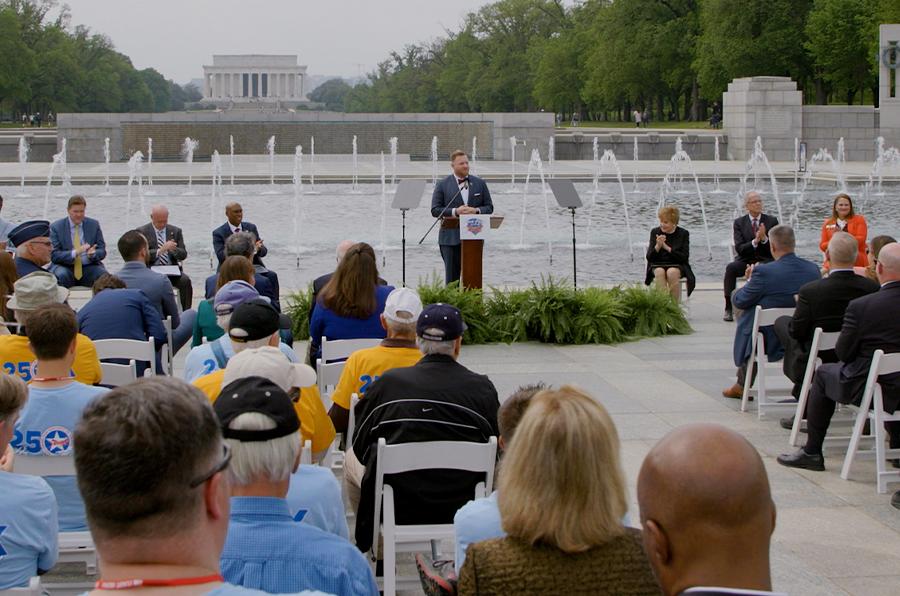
[310,0,900,121]
[0,0,200,120]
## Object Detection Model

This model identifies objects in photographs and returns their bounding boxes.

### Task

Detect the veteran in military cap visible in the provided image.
[9,220,52,277]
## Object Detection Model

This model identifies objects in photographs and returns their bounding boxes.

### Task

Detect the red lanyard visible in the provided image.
[31,376,73,383]
[95,574,223,590]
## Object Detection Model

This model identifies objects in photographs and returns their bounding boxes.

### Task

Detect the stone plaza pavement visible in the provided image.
[440,288,900,596]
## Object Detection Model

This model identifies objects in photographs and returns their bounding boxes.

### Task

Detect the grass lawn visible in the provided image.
[0,123,56,129]
[559,120,715,130]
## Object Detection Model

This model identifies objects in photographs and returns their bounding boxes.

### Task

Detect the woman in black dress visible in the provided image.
[644,205,695,303]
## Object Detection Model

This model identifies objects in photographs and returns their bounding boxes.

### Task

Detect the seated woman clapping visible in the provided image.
[644,205,695,303]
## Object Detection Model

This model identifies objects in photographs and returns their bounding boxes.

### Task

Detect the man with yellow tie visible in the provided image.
[49,195,108,288]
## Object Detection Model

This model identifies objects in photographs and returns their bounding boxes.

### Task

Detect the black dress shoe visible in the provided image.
[777,449,825,471]
[780,416,807,432]
[892,490,900,511]
[723,310,734,322]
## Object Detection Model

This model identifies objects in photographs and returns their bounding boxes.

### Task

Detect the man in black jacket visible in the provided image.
[723,192,779,321]
[778,242,900,471]
[349,303,499,551]
[773,232,879,416]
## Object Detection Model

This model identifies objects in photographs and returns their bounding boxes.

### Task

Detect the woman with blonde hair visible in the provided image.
[457,386,660,595]
[644,205,694,302]
[819,193,867,270]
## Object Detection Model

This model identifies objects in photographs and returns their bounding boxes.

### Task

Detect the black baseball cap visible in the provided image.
[416,303,467,341]
[214,376,300,442]
[228,298,291,342]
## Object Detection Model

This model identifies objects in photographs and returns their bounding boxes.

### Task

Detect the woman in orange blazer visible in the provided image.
[819,193,867,269]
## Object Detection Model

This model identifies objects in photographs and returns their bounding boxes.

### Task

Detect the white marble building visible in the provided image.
[201,55,308,104]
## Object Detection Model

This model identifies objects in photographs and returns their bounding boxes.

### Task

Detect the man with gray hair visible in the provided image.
[723,191,779,321]
[214,376,377,595]
[204,232,279,309]
[350,303,499,551]
[137,204,192,311]
[722,225,820,399]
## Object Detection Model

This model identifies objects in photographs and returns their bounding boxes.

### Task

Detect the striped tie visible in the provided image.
[156,228,169,265]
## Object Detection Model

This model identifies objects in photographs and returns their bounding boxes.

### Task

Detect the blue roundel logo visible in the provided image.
[41,426,72,455]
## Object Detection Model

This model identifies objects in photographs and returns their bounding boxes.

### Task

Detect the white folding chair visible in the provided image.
[93,337,157,377]
[371,437,498,596]
[99,360,139,387]
[789,328,841,446]
[162,316,175,376]
[840,350,900,493]
[741,306,796,416]
[300,439,312,465]
[316,337,381,410]
[0,577,42,596]
[13,455,98,576]
[172,288,184,314]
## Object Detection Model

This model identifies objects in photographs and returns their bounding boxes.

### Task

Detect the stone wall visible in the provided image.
[0,134,58,163]
[723,76,803,161]
[554,131,727,161]
[801,106,880,161]
[56,111,554,163]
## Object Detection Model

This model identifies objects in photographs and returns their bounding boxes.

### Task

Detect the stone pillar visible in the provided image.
[723,76,802,161]
[879,24,900,145]
[203,73,211,99]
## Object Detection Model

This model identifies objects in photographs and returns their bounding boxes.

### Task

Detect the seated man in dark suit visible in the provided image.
[9,220,52,277]
[723,191,779,321]
[722,225,820,399]
[779,242,900,471]
[204,232,279,310]
[773,232,879,423]
[213,201,279,298]
[49,195,108,288]
[137,205,193,311]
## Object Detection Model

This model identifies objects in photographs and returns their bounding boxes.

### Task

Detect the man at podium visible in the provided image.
[431,150,494,284]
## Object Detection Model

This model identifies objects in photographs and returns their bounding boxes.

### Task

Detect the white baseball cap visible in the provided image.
[383,287,423,324]
[222,346,316,390]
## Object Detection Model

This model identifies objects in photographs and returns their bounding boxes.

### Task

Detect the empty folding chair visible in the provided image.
[93,337,157,379]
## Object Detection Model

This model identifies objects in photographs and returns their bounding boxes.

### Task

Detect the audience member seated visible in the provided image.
[350,303,499,552]
[722,225,820,400]
[857,234,896,282]
[213,202,268,268]
[0,251,18,332]
[456,386,658,595]
[205,232,279,310]
[773,233,878,418]
[0,194,15,248]
[193,256,256,347]
[286,456,349,540]
[11,304,107,531]
[214,376,376,595]
[77,274,168,376]
[309,239,388,324]
[184,285,298,382]
[819,193,867,271]
[309,242,393,366]
[72,377,271,595]
[723,191,778,321]
[137,204,194,311]
[0,374,58,590]
[644,206,695,303]
[328,287,423,434]
[49,195,108,288]
[778,242,900,472]
[9,220,52,278]
[638,424,781,596]
[115,230,196,355]
[1,272,101,385]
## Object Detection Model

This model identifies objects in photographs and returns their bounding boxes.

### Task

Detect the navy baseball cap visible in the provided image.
[215,376,300,442]
[416,303,466,341]
[8,220,50,246]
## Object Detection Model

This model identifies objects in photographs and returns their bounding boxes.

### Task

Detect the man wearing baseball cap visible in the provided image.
[214,376,377,595]
[350,303,499,552]
[329,287,424,434]
[8,220,52,277]
[183,291,298,382]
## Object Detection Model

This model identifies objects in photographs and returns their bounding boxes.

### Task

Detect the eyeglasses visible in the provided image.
[189,443,231,488]
[28,240,52,247]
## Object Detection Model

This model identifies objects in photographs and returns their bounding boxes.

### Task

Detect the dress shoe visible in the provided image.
[780,416,807,432]
[722,384,750,400]
[723,310,734,322]
[777,449,825,471]
[892,491,900,511]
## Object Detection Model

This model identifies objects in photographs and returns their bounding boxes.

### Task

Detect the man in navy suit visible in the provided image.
[722,225,820,399]
[431,150,494,285]
[723,192,779,321]
[212,202,267,268]
[49,196,108,288]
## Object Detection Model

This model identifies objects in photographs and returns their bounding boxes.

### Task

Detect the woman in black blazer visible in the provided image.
[644,205,695,302]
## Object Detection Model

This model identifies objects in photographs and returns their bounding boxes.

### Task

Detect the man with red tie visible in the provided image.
[430,150,494,285]
[723,191,779,321]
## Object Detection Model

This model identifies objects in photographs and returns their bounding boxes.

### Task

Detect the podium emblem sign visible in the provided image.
[460,215,492,240]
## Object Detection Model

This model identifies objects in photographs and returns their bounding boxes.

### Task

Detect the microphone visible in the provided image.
[419,179,469,245]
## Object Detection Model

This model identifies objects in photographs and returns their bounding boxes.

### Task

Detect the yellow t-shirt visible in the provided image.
[331,344,423,410]
[0,333,102,385]
[193,370,336,455]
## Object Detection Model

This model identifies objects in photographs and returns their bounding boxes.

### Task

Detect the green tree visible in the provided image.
[0,8,35,112]
[139,68,172,112]
[308,78,352,110]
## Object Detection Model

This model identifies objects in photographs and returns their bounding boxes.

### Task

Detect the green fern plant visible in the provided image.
[616,285,692,337]
[285,285,314,340]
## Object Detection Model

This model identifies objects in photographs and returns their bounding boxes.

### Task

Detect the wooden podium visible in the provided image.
[441,215,504,290]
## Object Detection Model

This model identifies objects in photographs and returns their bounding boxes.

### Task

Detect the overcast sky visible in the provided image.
[59,0,498,84]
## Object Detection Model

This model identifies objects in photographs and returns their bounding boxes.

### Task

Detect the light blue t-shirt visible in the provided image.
[183,336,299,382]
[453,491,632,573]
[0,472,58,589]
[12,382,108,531]
[286,465,349,540]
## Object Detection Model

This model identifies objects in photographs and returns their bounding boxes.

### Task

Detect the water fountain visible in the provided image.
[291,145,304,266]
[144,138,157,196]
[865,137,900,200]
[657,137,713,259]
[430,136,438,186]
[99,138,113,196]
[791,147,844,227]
[42,146,63,219]
[584,138,601,242]
[124,151,144,229]
[504,136,519,193]
[471,136,477,175]
[15,136,29,198]
[784,137,801,196]
[181,137,199,195]
[836,137,848,193]
[379,151,388,267]
[515,148,553,264]
[708,136,730,194]
[548,137,555,179]
[225,135,238,195]
[738,137,784,222]
[54,138,72,198]
[595,150,636,260]
[304,136,320,195]
[262,136,279,195]
[350,135,362,194]
[209,151,223,267]
[389,137,399,187]
[630,137,646,193]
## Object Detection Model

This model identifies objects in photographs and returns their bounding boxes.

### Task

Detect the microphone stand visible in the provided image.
[419,180,468,245]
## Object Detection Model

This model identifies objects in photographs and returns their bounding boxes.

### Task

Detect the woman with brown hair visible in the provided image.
[0,252,19,334]
[309,242,393,363]
[856,235,896,281]
[191,255,256,347]
[819,193,868,270]
[457,385,659,595]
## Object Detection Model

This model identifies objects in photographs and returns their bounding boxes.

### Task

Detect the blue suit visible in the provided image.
[49,217,107,288]
[732,253,820,367]
[430,174,494,284]
[212,221,267,267]
[14,257,45,278]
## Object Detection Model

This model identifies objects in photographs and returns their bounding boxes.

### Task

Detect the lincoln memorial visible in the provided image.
[201,54,308,105]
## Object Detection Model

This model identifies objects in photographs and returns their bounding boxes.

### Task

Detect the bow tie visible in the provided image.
[457,178,468,185]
